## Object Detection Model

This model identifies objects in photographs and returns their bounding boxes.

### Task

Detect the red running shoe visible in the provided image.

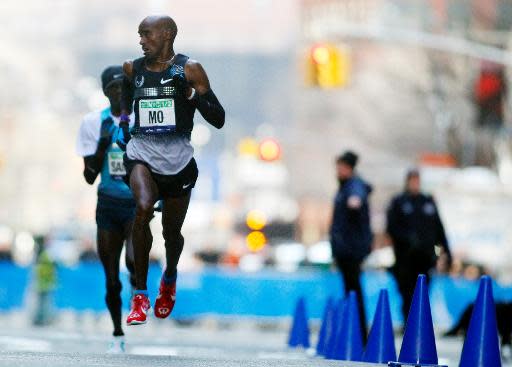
[154,278,176,319]
[126,294,151,325]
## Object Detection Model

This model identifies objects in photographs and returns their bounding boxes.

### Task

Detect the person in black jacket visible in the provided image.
[386,169,452,323]
[330,151,373,337]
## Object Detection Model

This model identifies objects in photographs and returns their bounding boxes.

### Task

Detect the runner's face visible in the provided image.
[138,22,164,59]
[104,80,122,109]
[104,80,122,103]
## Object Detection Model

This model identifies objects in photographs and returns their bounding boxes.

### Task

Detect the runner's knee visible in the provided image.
[106,278,122,294]
[125,257,135,274]
[162,228,183,244]
[135,199,154,222]
[106,279,122,296]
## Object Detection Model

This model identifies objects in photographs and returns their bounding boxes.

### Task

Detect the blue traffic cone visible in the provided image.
[389,274,446,367]
[332,291,364,361]
[316,297,334,356]
[325,298,345,359]
[287,297,310,348]
[362,289,397,364]
[459,275,501,367]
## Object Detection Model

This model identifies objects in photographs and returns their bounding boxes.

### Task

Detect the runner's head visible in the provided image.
[138,15,178,60]
[101,65,123,110]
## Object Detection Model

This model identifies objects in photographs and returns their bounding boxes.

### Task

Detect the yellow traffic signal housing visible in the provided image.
[306,44,350,88]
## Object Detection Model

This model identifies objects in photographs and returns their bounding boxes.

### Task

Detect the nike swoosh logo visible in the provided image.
[182,183,192,189]
[161,77,173,84]
[113,73,123,79]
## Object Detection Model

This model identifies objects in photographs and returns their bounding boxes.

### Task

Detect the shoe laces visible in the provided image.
[160,281,175,295]
[133,294,147,307]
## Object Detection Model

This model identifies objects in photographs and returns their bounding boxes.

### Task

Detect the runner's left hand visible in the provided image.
[172,74,193,98]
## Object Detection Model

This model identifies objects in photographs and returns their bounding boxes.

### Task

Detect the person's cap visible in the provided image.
[101,66,124,91]
[406,168,420,180]
[337,150,359,168]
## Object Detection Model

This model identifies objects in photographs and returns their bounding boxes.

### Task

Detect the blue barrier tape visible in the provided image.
[1,262,510,329]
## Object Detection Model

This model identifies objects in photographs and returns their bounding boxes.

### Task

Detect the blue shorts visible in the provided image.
[96,193,136,233]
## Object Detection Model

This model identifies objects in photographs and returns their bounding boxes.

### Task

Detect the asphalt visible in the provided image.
[0,351,386,367]
[0,313,508,367]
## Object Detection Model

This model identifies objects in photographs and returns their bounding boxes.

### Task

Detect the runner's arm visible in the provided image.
[185,60,225,129]
[82,135,110,184]
[120,61,134,115]
[118,61,134,146]
[83,156,100,184]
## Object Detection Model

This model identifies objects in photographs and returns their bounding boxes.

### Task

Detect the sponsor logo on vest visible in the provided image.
[135,75,144,88]
[170,64,184,77]
[140,100,173,108]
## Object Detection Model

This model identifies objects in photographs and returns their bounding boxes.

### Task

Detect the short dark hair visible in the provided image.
[336,150,359,169]
[406,168,420,180]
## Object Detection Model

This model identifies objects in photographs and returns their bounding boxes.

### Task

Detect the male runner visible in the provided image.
[76,66,136,351]
[118,15,225,325]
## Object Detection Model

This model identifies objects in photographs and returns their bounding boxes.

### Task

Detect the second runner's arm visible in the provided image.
[83,132,111,185]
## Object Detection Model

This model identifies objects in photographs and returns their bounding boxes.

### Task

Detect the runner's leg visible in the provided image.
[129,164,159,290]
[97,229,125,336]
[123,220,136,289]
[161,192,192,278]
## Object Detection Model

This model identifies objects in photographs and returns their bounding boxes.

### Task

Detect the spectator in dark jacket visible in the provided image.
[386,169,452,323]
[330,150,373,337]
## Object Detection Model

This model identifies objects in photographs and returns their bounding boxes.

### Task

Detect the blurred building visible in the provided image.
[1,0,512,273]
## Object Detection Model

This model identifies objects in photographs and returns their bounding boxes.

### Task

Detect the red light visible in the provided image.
[259,138,281,162]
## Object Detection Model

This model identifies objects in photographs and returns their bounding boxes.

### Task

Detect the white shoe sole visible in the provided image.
[127,319,147,326]
[127,307,151,326]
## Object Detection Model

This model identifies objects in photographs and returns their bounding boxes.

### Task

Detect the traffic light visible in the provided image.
[245,210,267,252]
[238,137,259,157]
[306,43,350,88]
[246,210,267,231]
[474,65,506,128]
[240,209,296,252]
[246,231,267,252]
[259,138,281,162]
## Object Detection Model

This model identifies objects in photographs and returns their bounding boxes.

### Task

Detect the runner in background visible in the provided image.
[76,66,136,353]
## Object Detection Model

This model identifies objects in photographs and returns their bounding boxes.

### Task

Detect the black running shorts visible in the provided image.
[123,155,199,199]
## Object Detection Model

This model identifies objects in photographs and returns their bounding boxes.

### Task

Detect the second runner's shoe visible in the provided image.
[154,278,176,319]
[126,294,151,325]
[106,336,126,354]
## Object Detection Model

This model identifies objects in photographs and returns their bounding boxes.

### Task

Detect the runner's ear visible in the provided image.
[162,28,172,42]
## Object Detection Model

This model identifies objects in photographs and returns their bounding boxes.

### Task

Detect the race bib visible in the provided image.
[108,151,126,178]
[138,98,176,132]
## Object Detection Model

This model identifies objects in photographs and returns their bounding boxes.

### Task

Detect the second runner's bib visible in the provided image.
[108,148,126,179]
